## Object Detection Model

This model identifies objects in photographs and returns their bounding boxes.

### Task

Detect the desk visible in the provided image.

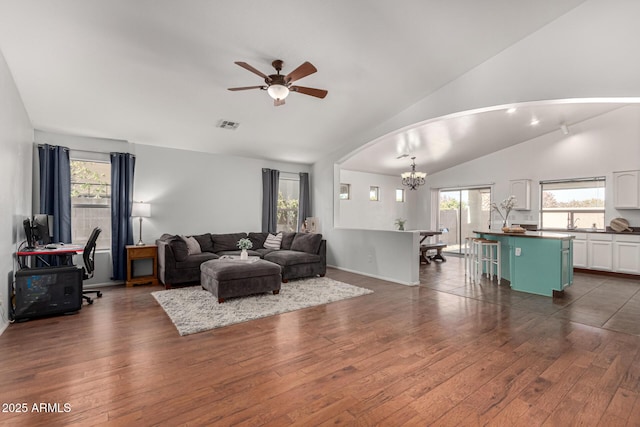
[17,245,84,268]
[126,245,159,287]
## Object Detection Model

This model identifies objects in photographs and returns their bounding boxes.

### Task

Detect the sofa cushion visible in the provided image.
[175,252,219,269]
[193,233,214,253]
[291,233,323,254]
[212,233,248,252]
[263,250,321,266]
[180,235,202,255]
[169,238,189,262]
[248,232,269,249]
[254,248,276,257]
[264,233,283,250]
[281,232,296,250]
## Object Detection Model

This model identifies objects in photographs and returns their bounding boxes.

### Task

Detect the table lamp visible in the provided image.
[132,202,151,246]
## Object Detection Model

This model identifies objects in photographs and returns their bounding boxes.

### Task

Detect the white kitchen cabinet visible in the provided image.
[587,234,613,271]
[569,232,587,268]
[509,179,531,210]
[613,234,640,274]
[613,170,640,209]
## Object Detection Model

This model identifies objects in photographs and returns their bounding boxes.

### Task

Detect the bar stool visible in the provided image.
[469,238,486,283]
[464,236,475,278]
[476,239,501,283]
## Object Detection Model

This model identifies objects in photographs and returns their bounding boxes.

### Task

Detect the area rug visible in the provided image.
[151,277,373,336]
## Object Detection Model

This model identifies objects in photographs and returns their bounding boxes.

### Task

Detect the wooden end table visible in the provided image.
[126,244,159,287]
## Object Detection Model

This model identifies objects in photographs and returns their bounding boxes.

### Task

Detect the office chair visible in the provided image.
[82,227,103,304]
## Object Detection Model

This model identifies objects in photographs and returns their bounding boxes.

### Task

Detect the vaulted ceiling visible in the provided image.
[0,0,594,173]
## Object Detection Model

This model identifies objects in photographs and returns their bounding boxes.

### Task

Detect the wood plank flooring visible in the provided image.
[1,257,640,426]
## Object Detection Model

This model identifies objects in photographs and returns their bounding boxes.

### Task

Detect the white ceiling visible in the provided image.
[0,0,597,173]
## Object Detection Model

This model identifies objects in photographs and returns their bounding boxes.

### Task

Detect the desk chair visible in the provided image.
[82,227,103,304]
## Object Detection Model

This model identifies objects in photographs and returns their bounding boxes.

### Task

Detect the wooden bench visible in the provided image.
[420,242,447,264]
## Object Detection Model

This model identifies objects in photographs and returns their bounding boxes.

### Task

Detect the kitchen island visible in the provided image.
[474,230,574,297]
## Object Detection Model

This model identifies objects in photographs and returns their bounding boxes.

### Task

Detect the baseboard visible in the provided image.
[84,281,124,289]
[0,319,8,337]
[573,268,640,280]
[327,264,419,286]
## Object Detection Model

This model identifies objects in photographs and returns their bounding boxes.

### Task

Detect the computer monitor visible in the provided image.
[32,214,53,245]
[23,218,35,249]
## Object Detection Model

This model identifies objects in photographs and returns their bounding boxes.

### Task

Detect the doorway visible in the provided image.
[438,187,491,254]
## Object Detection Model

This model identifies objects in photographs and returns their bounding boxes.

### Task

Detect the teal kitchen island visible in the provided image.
[474,230,574,297]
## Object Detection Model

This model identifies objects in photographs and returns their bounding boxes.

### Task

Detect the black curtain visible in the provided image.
[298,172,311,232]
[110,152,135,281]
[38,144,72,244]
[262,168,280,233]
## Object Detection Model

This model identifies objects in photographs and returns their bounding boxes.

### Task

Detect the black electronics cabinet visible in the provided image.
[14,266,82,321]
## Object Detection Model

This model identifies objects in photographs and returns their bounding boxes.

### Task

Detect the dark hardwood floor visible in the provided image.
[1,257,640,426]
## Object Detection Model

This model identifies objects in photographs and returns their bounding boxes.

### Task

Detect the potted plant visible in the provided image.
[491,196,517,229]
[395,218,407,231]
[237,238,253,260]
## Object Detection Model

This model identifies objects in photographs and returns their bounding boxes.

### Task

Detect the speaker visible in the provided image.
[14,266,83,321]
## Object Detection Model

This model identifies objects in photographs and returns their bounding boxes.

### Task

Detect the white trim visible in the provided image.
[327,264,419,286]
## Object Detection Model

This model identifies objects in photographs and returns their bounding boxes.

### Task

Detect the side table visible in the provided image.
[125,244,159,287]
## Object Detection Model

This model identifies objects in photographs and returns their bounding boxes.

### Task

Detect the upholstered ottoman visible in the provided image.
[200,258,282,303]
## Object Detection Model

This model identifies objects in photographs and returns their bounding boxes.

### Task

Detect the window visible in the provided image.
[70,160,111,250]
[277,174,300,232]
[369,186,379,201]
[540,177,605,229]
[339,183,350,200]
[396,189,405,202]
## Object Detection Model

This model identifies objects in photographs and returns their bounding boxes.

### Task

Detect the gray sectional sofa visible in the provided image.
[156,231,326,289]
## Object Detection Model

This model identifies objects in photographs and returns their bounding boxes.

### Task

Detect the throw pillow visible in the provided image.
[291,233,323,254]
[263,233,283,250]
[193,233,214,253]
[169,238,189,262]
[180,235,202,255]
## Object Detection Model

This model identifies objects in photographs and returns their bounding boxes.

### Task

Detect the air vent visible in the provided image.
[217,120,240,130]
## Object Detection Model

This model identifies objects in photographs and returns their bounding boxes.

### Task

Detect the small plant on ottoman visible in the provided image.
[237,237,253,260]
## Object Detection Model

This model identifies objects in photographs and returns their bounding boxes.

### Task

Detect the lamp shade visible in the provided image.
[132,202,151,218]
[267,84,290,100]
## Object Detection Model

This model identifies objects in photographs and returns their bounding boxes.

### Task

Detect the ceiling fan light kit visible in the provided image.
[401,157,427,190]
[228,59,327,106]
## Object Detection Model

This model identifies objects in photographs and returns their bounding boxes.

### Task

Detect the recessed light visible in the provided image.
[506,107,517,114]
[530,118,540,126]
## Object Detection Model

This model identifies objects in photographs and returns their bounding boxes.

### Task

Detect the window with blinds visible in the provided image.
[540,177,605,229]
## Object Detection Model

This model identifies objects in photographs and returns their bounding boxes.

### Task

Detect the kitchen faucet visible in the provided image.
[567,214,579,230]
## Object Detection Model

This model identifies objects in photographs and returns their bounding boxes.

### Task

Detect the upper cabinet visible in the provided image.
[509,179,531,210]
[613,170,640,209]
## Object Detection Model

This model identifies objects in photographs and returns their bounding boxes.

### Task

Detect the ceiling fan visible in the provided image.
[228,59,328,106]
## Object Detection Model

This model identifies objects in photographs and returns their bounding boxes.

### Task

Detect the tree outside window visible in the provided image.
[70,160,112,250]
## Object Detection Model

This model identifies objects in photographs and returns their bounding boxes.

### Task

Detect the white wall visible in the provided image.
[313,0,640,284]
[134,144,312,240]
[420,106,640,230]
[0,49,33,333]
[337,169,417,230]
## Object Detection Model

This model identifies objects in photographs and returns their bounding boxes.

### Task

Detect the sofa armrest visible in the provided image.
[318,239,327,272]
[155,238,177,285]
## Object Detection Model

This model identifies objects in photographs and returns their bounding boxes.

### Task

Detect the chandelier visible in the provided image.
[401,157,427,190]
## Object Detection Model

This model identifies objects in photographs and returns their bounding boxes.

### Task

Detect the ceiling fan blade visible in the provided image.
[234,62,271,82]
[285,61,317,83]
[227,85,266,91]
[274,98,285,107]
[290,85,328,99]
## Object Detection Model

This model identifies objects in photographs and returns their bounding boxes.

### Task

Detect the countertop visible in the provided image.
[544,227,640,235]
[473,230,574,239]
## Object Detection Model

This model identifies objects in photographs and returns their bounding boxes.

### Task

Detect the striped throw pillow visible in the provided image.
[263,233,283,250]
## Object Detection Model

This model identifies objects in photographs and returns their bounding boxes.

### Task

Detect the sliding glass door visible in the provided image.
[438,187,491,254]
